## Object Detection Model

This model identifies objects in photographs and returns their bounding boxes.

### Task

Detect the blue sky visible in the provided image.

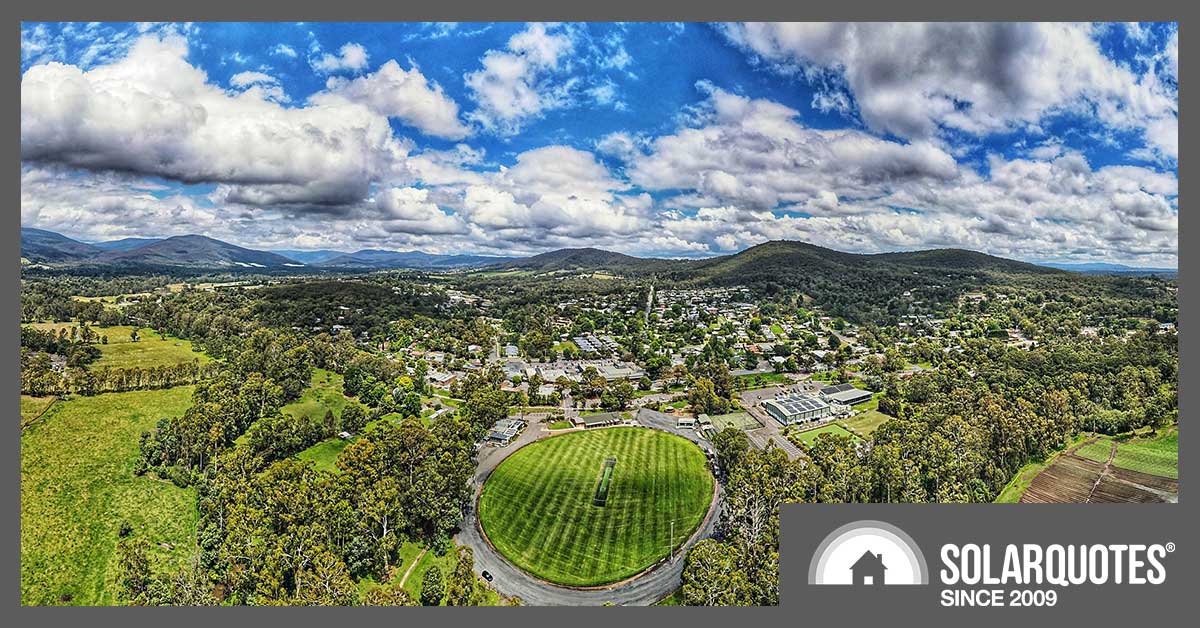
[20,22,1178,266]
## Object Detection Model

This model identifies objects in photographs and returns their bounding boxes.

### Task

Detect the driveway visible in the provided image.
[456,420,723,605]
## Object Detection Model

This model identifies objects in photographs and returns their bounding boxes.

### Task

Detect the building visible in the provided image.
[487,418,525,446]
[575,412,623,429]
[820,383,874,407]
[677,415,697,428]
[427,371,456,387]
[762,393,832,425]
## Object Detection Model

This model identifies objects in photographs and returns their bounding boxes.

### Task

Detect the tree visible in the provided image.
[294,550,358,605]
[341,403,368,434]
[444,546,476,606]
[711,427,750,473]
[363,583,417,606]
[420,565,444,606]
[116,538,152,604]
[323,409,338,436]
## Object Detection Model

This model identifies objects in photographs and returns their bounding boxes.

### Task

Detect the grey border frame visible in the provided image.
[3,3,1192,624]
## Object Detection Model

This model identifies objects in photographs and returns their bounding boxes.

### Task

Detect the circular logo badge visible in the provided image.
[809,520,929,585]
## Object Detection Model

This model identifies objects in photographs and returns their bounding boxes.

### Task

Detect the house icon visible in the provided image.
[851,551,887,585]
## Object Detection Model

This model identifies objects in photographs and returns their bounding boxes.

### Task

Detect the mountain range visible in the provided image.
[19,227,1175,277]
[20,228,511,271]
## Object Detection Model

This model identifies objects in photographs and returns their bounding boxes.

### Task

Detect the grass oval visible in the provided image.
[478,426,714,587]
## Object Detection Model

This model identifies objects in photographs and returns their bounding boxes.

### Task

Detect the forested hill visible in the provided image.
[494,247,687,274]
[483,240,1166,324]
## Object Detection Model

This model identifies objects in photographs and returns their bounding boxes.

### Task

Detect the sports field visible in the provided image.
[792,423,861,446]
[21,387,198,605]
[840,410,891,436]
[478,427,714,586]
[708,411,759,431]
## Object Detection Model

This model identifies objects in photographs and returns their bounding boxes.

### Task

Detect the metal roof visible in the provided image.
[763,394,829,416]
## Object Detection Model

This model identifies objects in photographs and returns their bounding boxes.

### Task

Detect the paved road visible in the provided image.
[456,419,723,605]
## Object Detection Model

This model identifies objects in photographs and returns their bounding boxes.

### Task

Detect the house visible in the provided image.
[677,415,696,428]
[851,551,886,585]
[427,371,456,387]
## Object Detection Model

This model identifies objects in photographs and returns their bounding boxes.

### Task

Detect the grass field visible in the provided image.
[281,369,351,420]
[25,323,210,369]
[708,412,759,431]
[1113,429,1178,479]
[296,438,351,473]
[840,410,891,437]
[734,372,791,388]
[478,427,714,586]
[21,387,198,605]
[21,395,56,425]
[792,423,861,446]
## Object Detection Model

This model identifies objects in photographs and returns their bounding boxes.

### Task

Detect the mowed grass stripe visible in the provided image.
[479,427,713,586]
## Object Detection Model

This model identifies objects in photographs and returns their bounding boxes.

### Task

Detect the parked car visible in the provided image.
[481,570,493,582]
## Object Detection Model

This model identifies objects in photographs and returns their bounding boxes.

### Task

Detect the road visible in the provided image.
[737,384,814,461]
[456,418,723,605]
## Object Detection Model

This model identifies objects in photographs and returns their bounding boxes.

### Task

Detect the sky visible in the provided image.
[20,22,1179,266]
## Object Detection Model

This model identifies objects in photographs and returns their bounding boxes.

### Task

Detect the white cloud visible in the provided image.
[272,43,298,58]
[311,42,369,74]
[314,59,471,140]
[464,23,576,134]
[22,35,408,210]
[720,22,1178,161]
[623,85,960,210]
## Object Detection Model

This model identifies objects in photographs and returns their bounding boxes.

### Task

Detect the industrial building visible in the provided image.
[762,393,832,425]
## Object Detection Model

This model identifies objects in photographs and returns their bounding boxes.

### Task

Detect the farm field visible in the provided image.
[1020,431,1179,504]
[25,323,211,369]
[21,387,198,605]
[478,427,714,586]
[1112,429,1178,479]
[994,433,1093,503]
[840,410,890,436]
[792,423,861,447]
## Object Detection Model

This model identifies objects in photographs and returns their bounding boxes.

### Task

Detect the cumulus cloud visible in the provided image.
[228,70,289,102]
[21,35,408,210]
[314,59,472,140]
[18,24,1179,266]
[720,22,1178,160]
[623,84,960,210]
[311,42,369,74]
[464,23,576,134]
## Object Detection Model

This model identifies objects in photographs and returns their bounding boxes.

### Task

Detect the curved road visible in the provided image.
[455,418,723,605]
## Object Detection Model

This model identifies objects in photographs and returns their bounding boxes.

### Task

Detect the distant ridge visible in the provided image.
[319,249,511,269]
[96,235,298,268]
[91,237,164,251]
[20,227,1166,279]
[273,249,349,265]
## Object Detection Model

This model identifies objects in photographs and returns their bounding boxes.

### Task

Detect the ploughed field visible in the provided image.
[477,427,714,587]
[1020,430,1178,504]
